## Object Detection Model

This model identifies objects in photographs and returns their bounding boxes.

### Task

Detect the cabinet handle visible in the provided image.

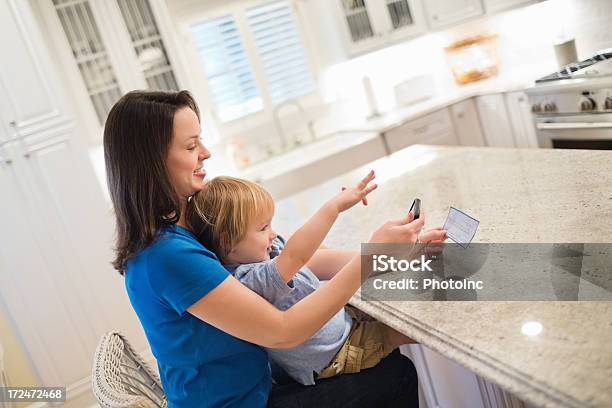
[413,124,430,134]
[9,120,30,159]
[536,122,612,130]
[3,121,16,164]
[0,142,13,165]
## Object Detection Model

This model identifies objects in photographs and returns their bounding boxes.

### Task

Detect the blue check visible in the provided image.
[443,207,480,248]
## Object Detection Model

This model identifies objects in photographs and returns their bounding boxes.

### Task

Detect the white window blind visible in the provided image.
[246,1,315,105]
[191,16,262,122]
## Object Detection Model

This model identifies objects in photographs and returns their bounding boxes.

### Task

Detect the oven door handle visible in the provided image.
[536,122,612,130]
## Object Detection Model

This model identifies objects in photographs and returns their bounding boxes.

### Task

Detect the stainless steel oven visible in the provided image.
[526,49,612,150]
[534,113,612,149]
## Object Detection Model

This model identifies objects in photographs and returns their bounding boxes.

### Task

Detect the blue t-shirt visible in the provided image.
[125,225,271,407]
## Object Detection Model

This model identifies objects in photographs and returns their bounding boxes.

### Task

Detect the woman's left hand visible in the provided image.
[412,209,447,259]
[419,227,447,244]
[410,209,447,244]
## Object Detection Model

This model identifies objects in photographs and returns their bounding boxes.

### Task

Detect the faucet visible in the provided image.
[272,99,316,150]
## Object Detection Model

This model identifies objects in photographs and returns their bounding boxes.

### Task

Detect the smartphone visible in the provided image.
[409,198,421,220]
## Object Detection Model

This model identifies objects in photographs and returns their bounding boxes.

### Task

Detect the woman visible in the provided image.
[103,90,446,407]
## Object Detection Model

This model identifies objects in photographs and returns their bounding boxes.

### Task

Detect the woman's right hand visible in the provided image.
[368,209,425,244]
[189,209,427,350]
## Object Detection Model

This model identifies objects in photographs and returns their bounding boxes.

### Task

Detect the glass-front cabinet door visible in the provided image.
[338,0,376,44]
[336,0,425,56]
[386,0,415,30]
[40,0,183,142]
[381,0,425,41]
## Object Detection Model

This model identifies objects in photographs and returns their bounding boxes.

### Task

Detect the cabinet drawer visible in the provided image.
[475,94,516,147]
[384,109,455,152]
[450,98,486,146]
[425,0,484,29]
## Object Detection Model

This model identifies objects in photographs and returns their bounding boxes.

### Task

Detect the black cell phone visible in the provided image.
[410,198,421,220]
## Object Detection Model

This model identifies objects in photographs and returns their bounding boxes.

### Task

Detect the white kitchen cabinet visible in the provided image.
[34,0,185,143]
[483,0,538,14]
[403,345,528,408]
[423,0,484,29]
[335,0,426,56]
[505,91,539,148]
[450,98,487,146]
[475,94,516,147]
[407,345,486,408]
[262,133,387,199]
[0,1,145,405]
[383,108,458,153]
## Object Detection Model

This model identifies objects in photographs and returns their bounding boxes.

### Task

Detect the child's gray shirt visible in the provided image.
[224,236,352,386]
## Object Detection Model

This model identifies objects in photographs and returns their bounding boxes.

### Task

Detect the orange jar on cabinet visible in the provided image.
[444,34,499,85]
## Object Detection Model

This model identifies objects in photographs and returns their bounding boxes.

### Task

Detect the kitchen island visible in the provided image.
[276,145,612,408]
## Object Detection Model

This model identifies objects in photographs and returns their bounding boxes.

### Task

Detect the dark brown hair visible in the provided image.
[103,90,200,274]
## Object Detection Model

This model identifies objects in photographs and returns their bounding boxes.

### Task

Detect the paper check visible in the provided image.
[443,207,480,248]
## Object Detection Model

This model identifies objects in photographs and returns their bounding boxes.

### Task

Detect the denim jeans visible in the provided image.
[267,349,419,407]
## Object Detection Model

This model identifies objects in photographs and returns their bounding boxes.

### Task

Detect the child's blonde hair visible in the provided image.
[186,176,274,261]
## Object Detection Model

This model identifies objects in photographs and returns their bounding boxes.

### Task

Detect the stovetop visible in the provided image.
[536,49,612,83]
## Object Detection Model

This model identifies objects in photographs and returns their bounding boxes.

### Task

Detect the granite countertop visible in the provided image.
[277,145,612,408]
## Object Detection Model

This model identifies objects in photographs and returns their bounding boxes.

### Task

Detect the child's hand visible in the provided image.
[330,170,378,213]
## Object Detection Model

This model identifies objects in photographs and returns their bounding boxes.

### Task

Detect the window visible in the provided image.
[190,0,315,123]
[246,1,315,105]
[191,16,262,123]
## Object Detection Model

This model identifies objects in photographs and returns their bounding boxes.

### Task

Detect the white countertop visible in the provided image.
[237,67,542,184]
[237,131,380,182]
[351,70,537,134]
